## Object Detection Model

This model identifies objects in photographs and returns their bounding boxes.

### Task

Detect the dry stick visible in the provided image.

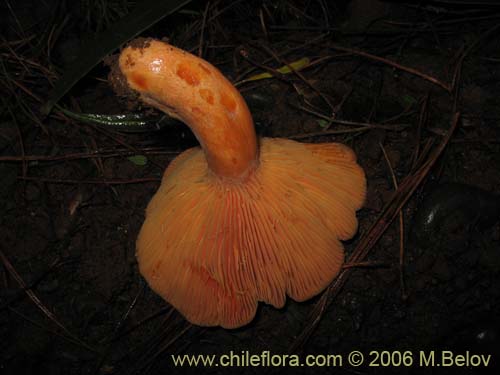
[366,70,383,123]
[289,105,407,140]
[1,53,57,81]
[197,1,211,57]
[0,249,97,353]
[423,6,442,49]
[285,1,319,24]
[0,149,180,162]
[86,134,105,175]
[328,43,451,92]
[259,7,269,42]
[259,43,335,113]
[380,143,407,300]
[290,112,460,353]
[18,176,161,185]
[234,33,329,82]
[450,23,500,112]
[110,306,174,342]
[179,0,221,51]
[411,95,429,171]
[5,77,47,133]
[87,122,166,171]
[0,258,63,311]
[237,49,292,86]
[422,12,500,27]
[46,14,70,63]
[296,104,410,130]
[318,0,330,28]
[68,97,106,175]
[8,307,99,353]
[146,324,193,372]
[412,138,435,174]
[289,127,370,140]
[9,77,164,172]
[381,100,417,124]
[129,315,192,375]
[116,285,144,336]
[11,78,43,102]
[95,283,146,373]
[53,109,166,171]
[327,85,352,119]
[1,96,28,178]
[0,34,36,47]
[343,260,388,269]
[3,39,30,75]
[15,116,27,178]
[132,325,193,375]
[125,309,176,362]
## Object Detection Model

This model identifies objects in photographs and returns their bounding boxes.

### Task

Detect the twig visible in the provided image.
[259,7,269,42]
[233,33,330,82]
[0,257,63,311]
[411,95,429,170]
[380,143,407,300]
[328,43,452,92]
[95,283,146,373]
[259,43,335,113]
[0,149,180,162]
[8,307,99,353]
[450,22,500,111]
[109,307,173,343]
[0,249,97,353]
[295,104,410,130]
[289,127,370,139]
[53,108,166,171]
[18,176,161,185]
[197,1,211,57]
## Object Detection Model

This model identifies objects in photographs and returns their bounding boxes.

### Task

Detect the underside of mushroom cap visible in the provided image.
[137,138,366,328]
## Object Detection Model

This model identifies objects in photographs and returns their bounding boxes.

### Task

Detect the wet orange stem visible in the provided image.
[118,40,258,179]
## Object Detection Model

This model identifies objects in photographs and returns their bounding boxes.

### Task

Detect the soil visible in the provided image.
[1,1,500,374]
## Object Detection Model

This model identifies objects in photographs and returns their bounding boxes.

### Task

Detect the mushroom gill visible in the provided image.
[111,38,366,328]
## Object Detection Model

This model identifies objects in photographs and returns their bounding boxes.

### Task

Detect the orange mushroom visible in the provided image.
[112,38,366,328]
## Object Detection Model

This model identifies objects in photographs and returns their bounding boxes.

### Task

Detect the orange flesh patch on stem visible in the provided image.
[129,72,148,91]
[220,92,237,114]
[199,88,214,105]
[176,62,201,86]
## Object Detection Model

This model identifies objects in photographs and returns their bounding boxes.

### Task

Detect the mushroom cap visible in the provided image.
[137,138,366,328]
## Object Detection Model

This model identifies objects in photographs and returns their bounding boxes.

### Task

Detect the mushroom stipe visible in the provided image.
[110,38,367,328]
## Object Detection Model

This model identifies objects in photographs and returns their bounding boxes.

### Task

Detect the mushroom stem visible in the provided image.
[118,39,258,179]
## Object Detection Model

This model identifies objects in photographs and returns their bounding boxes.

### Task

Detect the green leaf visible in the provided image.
[400,94,417,106]
[127,155,148,166]
[41,0,193,116]
[317,119,330,128]
[239,57,311,84]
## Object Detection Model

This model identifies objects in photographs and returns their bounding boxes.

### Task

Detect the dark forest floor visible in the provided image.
[1,1,500,374]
